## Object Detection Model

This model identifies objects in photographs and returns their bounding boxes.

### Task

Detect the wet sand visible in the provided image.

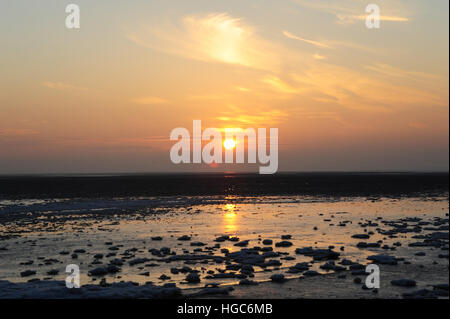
[192,263,448,299]
[0,195,448,298]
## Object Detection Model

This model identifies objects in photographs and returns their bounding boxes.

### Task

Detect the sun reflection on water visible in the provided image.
[223,203,237,233]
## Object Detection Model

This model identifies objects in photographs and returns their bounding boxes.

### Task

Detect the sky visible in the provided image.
[0,0,448,174]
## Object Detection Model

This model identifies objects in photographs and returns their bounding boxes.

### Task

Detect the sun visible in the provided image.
[223,139,236,150]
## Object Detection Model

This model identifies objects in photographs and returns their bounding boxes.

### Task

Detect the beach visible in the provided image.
[0,173,448,299]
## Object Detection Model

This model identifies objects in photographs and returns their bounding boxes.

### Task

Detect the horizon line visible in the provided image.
[0,170,448,177]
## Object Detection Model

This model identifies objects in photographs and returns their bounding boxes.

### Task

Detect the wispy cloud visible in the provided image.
[283,31,331,49]
[127,13,284,71]
[43,81,89,91]
[215,105,288,127]
[336,14,408,24]
[294,0,411,25]
[261,75,303,94]
[127,10,443,116]
[235,86,251,92]
[257,60,446,114]
[291,63,447,111]
[313,53,326,60]
[365,63,439,80]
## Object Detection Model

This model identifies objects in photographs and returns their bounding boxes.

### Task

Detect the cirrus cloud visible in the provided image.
[126,13,285,71]
[294,0,411,25]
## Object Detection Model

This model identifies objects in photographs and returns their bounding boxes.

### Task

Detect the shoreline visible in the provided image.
[1,263,448,299]
[190,263,449,299]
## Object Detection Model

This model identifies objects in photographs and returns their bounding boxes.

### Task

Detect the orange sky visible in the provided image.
[0,0,448,173]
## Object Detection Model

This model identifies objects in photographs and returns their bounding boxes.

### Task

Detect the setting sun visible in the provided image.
[224,139,236,150]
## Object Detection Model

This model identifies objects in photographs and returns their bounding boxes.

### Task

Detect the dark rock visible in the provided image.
[109,259,124,266]
[303,270,319,277]
[234,240,250,247]
[239,279,259,286]
[320,261,346,271]
[215,236,229,242]
[340,259,356,266]
[391,279,417,287]
[241,264,254,273]
[129,258,150,266]
[295,247,340,260]
[270,274,285,283]
[367,254,398,265]
[186,273,201,283]
[160,247,171,255]
[275,241,293,247]
[88,267,108,276]
[20,270,36,277]
[415,252,426,256]
[264,259,282,267]
[357,242,380,248]
[352,234,370,239]
[287,262,310,274]
[106,265,121,273]
[190,242,206,247]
